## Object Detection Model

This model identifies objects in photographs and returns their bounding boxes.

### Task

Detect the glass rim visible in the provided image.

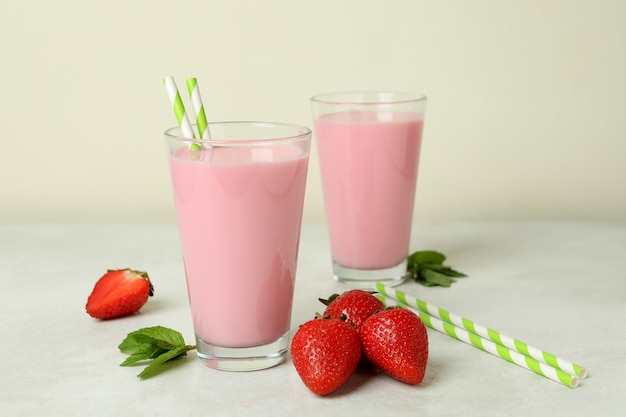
[310,91,427,106]
[164,121,312,146]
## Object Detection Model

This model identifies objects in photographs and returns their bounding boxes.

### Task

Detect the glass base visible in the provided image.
[332,259,408,289]
[195,332,289,372]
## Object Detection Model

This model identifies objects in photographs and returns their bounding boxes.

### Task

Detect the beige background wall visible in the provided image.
[1,0,624,223]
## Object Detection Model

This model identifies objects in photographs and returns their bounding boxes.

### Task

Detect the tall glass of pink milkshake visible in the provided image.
[311,92,427,288]
[164,122,311,371]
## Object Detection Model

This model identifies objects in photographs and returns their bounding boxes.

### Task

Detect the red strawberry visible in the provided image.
[361,307,428,385]
[290,317,361,395]
[319,289,384,335]
[86,269,154,319]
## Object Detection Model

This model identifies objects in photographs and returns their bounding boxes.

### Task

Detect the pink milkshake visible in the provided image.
[311,92,427,287]
[165,122,311,371]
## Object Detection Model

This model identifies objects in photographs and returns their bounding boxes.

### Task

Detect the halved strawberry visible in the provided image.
[86,269,154,319]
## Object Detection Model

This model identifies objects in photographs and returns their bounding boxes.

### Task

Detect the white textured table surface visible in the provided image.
[1,222,625,416]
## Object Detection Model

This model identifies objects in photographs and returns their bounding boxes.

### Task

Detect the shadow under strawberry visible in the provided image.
[321,366,382,397]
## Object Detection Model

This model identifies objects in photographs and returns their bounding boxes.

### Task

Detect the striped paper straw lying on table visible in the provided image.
[375,282,586,388]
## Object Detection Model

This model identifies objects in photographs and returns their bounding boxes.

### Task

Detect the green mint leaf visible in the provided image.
[422,270,455,287]
[130,326,186,350]
[409,250,446,266]
[118,326,197,379]
[408,269,437,287]
[118,330,174,363]
[407,250,468,287]
[120,352,150,367]
[423,264,468,278]
[137,345,196,379]
[118,333,159,353]
[119,345,169,366]
[415,272,438,287]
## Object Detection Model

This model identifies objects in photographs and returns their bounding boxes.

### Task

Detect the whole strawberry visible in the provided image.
[361,307,428,385]
[290,317,361,395]
[319,289,384,335]
[86,269,154,319]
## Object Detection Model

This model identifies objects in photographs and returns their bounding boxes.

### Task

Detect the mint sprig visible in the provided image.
[407,250,467,287]
[118,326,196,378]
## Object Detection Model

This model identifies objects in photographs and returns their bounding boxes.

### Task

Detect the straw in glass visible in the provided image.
[185,77,211,140]
[377,293,579,388]
[163,76,201,151]
[375,282,586,380]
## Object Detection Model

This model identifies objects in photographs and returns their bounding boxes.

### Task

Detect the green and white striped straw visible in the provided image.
[185,77,211,140]
[376,283,586,379]
[163,76,195,139]
[375,282,585,379]
[377,293,580,389]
